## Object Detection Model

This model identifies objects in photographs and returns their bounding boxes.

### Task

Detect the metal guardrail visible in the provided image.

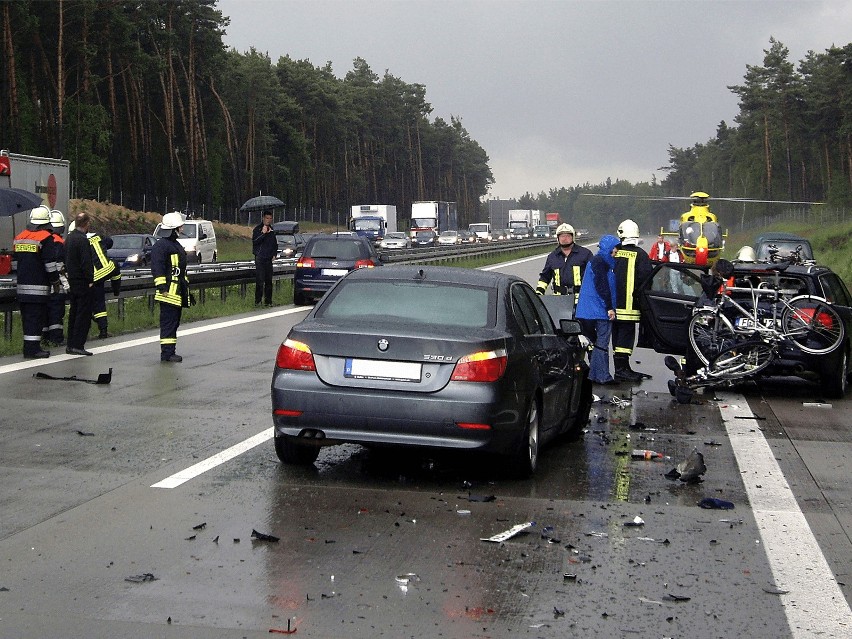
[0,238,552,339]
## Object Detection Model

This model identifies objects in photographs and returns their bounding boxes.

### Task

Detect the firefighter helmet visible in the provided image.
[29,205,51,225]
[555,223,575,237]
[735,245,756,262]
[616,219,640,240]
[49,209,65,229]
[161,211,186,230]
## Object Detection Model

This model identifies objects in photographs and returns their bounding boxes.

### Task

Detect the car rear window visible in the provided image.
[316,280,495,328]
[306,239,365,260]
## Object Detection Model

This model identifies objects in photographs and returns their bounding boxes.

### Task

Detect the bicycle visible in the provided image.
[664,344,775,404]
[687,262,844,368]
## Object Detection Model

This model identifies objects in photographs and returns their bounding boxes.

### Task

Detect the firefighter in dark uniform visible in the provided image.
[89,230,121,339]
[612,219,653,381]
[152,211,191,363]
[535,223,593,311]
[42,209,69,347]
[14,205,63,358]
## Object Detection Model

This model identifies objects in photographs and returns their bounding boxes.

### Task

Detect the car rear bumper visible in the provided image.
[271,369,525,453]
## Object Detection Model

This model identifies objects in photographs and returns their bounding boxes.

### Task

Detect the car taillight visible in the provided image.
[792,307,835,329]
[296,257,315,268]
[450,349,508,382]
[276,339,316,371]
[354,259,375,269]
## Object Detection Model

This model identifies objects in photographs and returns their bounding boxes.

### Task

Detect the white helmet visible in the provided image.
[735,245,756,262]
[617,219,640,240]
[555,223,575,237]
[161,211,186,230]
[29,205,51,225]
[49,209,65,229]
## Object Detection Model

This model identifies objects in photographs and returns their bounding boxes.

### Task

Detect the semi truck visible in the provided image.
[0,150,70,254]
[507,209,542,230]
[349,204,398,243]
[409,201,458,238]
[546,212,560,228]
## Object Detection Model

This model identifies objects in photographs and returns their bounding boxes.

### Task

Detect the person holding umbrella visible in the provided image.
[252,210,277,306]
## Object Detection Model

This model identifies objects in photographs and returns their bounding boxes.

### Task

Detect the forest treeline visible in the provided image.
[2,2,851,232]
[520,38,852,234]
[0,0,492,225]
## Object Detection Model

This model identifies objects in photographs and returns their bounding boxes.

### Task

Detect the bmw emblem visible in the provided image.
[377,339,389,352]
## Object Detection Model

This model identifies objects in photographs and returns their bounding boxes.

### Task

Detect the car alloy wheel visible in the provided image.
[510,398,539,477]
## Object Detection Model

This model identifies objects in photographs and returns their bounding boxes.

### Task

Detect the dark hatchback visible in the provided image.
[272,265,593,476]
[412,230,437,247]
[637,261,852,397]
[293,234,381,305]
[107,233,156,268]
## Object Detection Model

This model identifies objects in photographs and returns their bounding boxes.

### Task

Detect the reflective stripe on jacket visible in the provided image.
[613,244,652,322]
[90,234,118,283]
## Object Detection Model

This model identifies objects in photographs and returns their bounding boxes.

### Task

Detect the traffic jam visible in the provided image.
[1,184,850,637]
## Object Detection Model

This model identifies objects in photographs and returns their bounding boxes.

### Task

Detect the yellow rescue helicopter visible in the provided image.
[580,191,821,268]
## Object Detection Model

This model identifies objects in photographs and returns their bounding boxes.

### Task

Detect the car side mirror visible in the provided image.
[199,232,207,240]
[559,319,582,336]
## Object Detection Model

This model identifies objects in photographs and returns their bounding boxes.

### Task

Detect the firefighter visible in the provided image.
[612,219,653,381]
[535,223,593,310]
[152,211,192,363]
[88,230,121,339]
[42,209,69,347]
[14,205,63,358]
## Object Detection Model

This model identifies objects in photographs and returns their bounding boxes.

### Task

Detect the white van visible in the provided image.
[154,219,217,263]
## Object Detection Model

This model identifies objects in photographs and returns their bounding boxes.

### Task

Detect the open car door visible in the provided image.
[637,263,707,356]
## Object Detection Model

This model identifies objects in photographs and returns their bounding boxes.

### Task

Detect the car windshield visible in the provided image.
[179,225,197,239]
[317,280,495,328]
[112,236,145,250]
[385,233,405,240]
[307,239,364,260]
[415,231,434,239]
[440,231,457,237]
[353,219,382,231]
[469,224,489,233]
[276,235,296,248]
[411,217,437,228]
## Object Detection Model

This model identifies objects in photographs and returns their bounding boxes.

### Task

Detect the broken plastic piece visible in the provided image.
[762,585,790,595]
[663,593,691,602]
[192,522,207,530]
[251,529,279,542]
[623,516,645,527]
[671,448,706,483]
[395,573,421,585]
[34,368,112,385]
[76,430,95,436]
[480,521,534,542]
[125,573,157,583]
[698,497,734,510]
[802,402,832,408]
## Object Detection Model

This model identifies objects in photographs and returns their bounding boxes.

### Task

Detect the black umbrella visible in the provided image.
[239,195,285,213]
[0,188,43,217]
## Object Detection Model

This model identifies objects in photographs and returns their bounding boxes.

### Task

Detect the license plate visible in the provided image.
[344,358,422,382]
[322,268,348,277]
[735,317,755,328]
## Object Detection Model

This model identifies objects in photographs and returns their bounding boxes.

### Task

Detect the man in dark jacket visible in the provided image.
[64,213,95,356]
[535,223,592,312]
[252,210,277,306]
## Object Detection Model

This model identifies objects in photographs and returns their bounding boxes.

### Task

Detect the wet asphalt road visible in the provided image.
[0,253,850,638]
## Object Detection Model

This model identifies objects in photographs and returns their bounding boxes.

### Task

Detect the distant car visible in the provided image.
[293,234,382,305]
[379,232,411,250]
[106,233,156,268]
[509,226,530,239]
[412,230,437,247]
[493,229,511,241]
[637,260,852,397]
[437,230,460,245]
[275,232,306,261]
[533,225,551,238]
[754,232,814,262]
[458,230,477,244]
[271,265,593,475]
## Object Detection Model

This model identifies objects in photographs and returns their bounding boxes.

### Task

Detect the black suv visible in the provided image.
[272,221,305,261]
[293,234,382,305]
[637,261,852,397]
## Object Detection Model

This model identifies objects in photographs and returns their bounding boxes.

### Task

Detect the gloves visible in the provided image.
[111,279,121,297]
[59,274,70,295]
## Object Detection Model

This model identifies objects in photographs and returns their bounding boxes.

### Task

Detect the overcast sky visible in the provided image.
[216,0,852,200]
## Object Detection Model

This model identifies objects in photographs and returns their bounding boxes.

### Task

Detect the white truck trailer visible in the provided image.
[0,150,70,253]
[349,204,398,243]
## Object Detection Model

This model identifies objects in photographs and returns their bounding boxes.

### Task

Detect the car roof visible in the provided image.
[754,232,810,243]
[730,261,833,276]
[341,264,522,288]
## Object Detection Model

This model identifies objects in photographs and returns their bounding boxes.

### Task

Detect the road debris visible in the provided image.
[125,573,157,583]
[698,497,735,509]
[667,447,706,483]
[34,368,113,385]
[251,529,280,542]
[480,521,534,542]
[623,516,645,527]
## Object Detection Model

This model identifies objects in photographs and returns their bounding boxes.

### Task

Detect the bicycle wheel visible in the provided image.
[781,295,844,355]
[708,340,775,380]
[688,309,737,366]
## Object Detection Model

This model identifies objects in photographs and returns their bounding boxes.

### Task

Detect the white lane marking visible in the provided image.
[0,307,310,377]
[151,429,273,488]
[717,392,852,636]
